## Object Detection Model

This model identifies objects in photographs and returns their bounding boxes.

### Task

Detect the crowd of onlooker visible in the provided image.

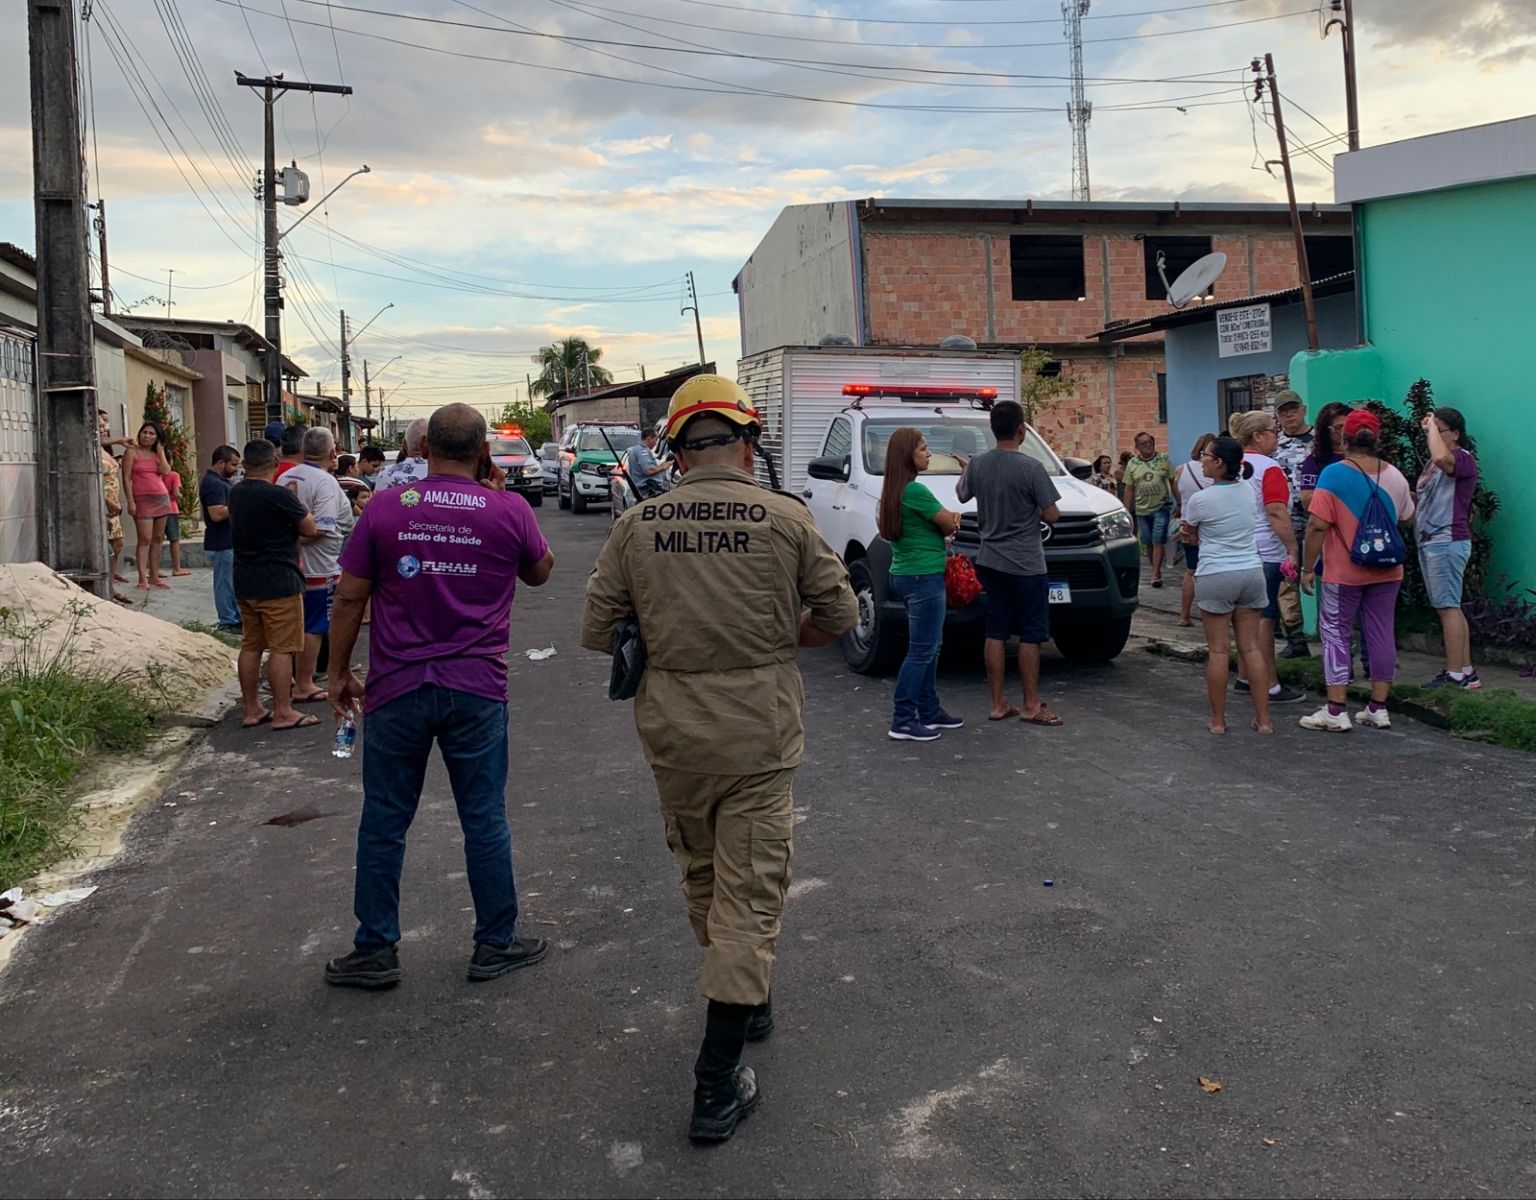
[1084,391,1480,732]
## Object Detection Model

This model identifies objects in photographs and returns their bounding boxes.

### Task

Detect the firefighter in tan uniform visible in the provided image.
[581,375,857,1144]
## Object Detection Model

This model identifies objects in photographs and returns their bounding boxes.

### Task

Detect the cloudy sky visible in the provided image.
[2,0,1531,414]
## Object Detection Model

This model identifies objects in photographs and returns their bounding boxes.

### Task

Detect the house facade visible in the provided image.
[0,243,148,563]
[1095,274,1358,472]
[734,199,1351,460]
[117,316,306,468]
[1290,114,1536,588]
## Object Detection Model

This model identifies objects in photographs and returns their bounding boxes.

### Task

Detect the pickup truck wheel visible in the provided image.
[1051,614,1133,664]
[558,481,571,510]
[841,558,905,676]
[572,491,589,514]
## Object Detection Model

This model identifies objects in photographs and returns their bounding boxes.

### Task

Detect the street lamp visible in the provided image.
[278,164,371,242]
[352,302,393,342]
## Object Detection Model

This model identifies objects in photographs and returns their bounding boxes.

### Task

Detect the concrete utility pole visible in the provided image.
[681,270,705,365]
[1257,55,1319,351]
[362,356,371,438]
[92,198,111,316]
[1325,0,1361,151]
[339,309,350,442]
[235,72,352,425]
[29,0,109,596]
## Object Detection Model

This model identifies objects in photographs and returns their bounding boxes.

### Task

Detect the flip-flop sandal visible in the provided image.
[987,705,1021,721]
[1150,580,1164,589]
[241,712,273,729]
[172,570,192,577]
[1021,708,1065,727]
[293,690,329,704]
[1251,719,1274,735]
[272,714,321,731]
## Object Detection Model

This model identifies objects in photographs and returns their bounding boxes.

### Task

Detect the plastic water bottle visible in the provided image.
[332,711,357,759]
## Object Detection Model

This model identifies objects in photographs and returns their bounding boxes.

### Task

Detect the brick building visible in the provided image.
[733,198,1351,458]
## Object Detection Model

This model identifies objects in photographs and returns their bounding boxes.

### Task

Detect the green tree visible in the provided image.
[530,336,613,398]
[142,383,198,516]
[1018,346,1076,427]
[496,401,553,447]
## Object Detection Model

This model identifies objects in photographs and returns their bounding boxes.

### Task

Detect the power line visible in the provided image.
[283,0,1304,73]
[111,263,258,290]
[549,0,1301,50]
[664,0,1262,22]
[222,1,1266,113]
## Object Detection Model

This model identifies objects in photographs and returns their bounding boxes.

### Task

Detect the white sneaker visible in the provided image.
[1299,706,1353,733]
[1354,706,1391,729]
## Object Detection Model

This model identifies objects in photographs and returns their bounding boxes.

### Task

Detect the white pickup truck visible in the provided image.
[738,343,1140,674]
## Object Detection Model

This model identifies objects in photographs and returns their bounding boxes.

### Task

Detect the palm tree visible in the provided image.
[530,336,613,398]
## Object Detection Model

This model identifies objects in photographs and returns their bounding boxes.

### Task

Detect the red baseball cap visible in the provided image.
[1343,409,1380,439]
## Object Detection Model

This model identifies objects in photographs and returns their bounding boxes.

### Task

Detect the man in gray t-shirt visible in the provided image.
[956,401,1064,725]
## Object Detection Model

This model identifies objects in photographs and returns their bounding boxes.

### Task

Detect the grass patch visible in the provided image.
[1,603,158,890]
[180,620,241,649]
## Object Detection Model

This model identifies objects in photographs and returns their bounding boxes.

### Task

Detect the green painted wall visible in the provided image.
[1362,178,1536,587]
[1290,346,1384,409]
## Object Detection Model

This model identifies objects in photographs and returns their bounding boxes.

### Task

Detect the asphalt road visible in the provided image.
[4,500,1536,1199]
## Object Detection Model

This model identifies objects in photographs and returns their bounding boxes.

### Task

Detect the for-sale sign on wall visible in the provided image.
[1216,304,1272,357]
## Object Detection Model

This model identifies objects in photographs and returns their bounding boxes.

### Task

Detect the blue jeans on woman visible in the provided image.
[354,685,519,951]
[890,572,947,725]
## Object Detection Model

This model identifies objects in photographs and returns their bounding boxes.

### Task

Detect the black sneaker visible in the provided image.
[467,936,549,982]
[1279,639,1312,659]
[745,997,774,1043]
[324,946,401,990]
[1270,685,1305,703]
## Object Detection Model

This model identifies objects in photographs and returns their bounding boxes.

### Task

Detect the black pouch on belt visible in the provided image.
[609,616,647,701]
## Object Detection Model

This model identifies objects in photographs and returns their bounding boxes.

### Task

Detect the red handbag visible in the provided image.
[945,553,982,609]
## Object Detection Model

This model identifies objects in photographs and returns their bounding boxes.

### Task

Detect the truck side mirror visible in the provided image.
[808,455,850,482]
[1063,456,1093,481]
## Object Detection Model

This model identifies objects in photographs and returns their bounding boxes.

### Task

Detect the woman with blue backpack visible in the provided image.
[1299,409,1416,732]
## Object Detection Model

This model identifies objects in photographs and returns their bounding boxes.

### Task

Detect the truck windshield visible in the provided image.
[860,419,1062,476]
[579,429,640,453]
[488,437,531,457]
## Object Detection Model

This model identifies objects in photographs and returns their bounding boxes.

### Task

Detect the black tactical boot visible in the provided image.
[745,995,774,1043]
[688,1000,760,1144]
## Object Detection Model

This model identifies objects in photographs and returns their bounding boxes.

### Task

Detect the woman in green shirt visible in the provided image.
[878,428,963,741]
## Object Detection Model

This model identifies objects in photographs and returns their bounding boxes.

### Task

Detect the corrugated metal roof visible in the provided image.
[1092,272,1356,342]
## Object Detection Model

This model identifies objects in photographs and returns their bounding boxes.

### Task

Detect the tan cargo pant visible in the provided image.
[650,767,794,1007]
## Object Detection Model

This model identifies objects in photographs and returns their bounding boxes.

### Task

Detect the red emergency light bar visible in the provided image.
[842,384,998,401]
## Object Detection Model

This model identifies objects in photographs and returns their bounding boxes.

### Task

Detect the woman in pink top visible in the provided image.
[122,422,173,590]
[1299,410,1415,733]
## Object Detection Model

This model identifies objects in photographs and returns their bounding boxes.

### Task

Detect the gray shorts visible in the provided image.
[1195,566,1268,615]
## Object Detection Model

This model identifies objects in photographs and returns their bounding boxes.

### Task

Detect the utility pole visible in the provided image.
[236,72,352,425]
[1325,0,1360,151]
[1063,0,1093,202]
[92,198,111,315]
[29,0,109,596]
[165,268,174,318]
[362,356,371,442]
[339,309,350,445]
[1257,56,1319,351]
[681,271,705,365]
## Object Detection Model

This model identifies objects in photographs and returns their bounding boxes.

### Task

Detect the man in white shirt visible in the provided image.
[373,418,430,490]
[283,426,353,703]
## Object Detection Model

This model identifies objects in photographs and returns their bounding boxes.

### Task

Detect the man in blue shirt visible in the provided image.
[625,427,673,498]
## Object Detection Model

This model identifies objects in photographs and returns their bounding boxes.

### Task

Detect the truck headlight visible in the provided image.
[522,463,541,476]
[1097,509,1134,542]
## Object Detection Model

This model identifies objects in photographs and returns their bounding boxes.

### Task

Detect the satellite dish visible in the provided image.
[1163,251,1227,309]
[939,334,977,351]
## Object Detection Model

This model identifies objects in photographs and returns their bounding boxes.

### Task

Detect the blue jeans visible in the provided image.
[890,572,946,724]
[354,686,518,950]
[1419,539,1471,609]
[1136,503,1173,546]
[209,548,238,628]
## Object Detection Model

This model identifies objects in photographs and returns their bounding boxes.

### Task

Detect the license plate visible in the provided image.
[1048,582,1071,604]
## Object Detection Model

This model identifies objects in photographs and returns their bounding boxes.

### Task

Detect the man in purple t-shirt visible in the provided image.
[322,403,555,989]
